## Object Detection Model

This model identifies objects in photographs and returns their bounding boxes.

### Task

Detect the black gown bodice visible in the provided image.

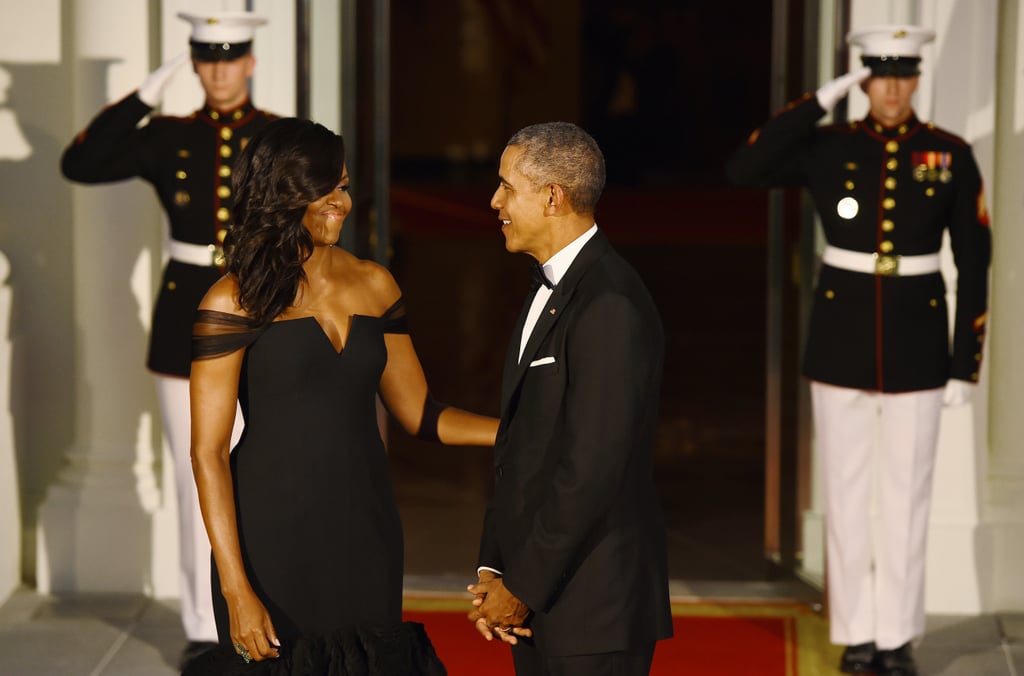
[185,299,446,675]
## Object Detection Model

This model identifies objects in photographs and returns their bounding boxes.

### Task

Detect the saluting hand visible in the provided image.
[815,65,874,112]
[138,52,189,107]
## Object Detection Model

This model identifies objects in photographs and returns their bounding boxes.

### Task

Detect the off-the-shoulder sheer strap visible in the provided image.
[381,297,409,334]
[192,309,266,361]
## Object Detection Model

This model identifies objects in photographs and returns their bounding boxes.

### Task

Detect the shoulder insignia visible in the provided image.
[978,187,991,227]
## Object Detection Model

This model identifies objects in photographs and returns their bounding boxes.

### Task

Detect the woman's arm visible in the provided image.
[367,264,498,447]
[379,333,499,446]
[190,280,280,661]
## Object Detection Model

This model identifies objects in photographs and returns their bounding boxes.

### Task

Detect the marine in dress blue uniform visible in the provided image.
[727,25,991,676]
[59,11,277,669]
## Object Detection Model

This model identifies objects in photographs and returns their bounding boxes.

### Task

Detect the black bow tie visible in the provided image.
[530,262,554,292]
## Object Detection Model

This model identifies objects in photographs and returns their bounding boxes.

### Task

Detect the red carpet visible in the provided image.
[403,601,800,675]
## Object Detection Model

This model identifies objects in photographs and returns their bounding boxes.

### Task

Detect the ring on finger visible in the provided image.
[233,641,252,664]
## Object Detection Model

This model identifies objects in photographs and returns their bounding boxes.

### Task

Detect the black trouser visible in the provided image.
[511,639,656,676]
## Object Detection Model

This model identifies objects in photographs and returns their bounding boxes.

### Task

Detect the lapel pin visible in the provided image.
[549,308,556,315]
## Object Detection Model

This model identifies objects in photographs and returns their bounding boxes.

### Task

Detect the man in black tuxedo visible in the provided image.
[468,122,673,675]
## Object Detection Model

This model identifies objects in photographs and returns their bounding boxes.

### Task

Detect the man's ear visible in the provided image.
[544,183,567,215]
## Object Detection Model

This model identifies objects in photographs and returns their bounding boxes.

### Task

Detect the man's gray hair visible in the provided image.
[507,122,606,215]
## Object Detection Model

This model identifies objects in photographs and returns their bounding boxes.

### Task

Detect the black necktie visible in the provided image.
[530,262,553,292]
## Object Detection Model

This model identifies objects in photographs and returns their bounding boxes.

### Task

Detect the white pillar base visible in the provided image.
[799,508,826,589]
[36,436,161,594]
[924,404,985,614]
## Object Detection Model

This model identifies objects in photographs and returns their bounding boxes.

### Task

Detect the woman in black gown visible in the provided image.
[186,118,498,674]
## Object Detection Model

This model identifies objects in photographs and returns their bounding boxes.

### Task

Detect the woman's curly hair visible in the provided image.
[226,117,346,325]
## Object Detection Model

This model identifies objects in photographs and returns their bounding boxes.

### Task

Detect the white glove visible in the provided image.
[942,380,974,407]
[138,53,189,107]
[815,66,873,113]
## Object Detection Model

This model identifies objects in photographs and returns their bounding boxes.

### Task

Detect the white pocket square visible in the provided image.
[529,356,556,367]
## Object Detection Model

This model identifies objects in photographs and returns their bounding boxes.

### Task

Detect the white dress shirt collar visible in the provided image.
[538,224,598,287]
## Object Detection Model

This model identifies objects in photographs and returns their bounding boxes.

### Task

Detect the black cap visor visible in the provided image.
[862,56,921,78]
[190,40,253,63]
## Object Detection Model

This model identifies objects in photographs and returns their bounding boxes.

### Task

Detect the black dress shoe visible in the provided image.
[178,640,218,671]
[875,642,918,676]
[839,642,878,673]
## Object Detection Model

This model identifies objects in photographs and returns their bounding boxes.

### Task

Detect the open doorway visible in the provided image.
[378,0,805,589]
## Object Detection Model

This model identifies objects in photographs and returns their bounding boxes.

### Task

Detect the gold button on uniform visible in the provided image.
[177,149,190,158]
[882,219,895,232]
[845,180,855,190]
[879,241,894,253]
[925,187,935,197]
[210,111,220,121]
[874,124,883,133]
[220,145,232,158]
[885,177,896,190]
[887,158,898,170]
[883,197,895,210]
[825,290,835,299]
[930,299,938,307]
[174,191,190,206]
[217,228,228,243]
[217,185,231,198]
[898,124,908,134]
[219,165,232,178]
[886,141,899,153]
[176,170,187,180]
[233,110,244,120]
[221,127,233,141]
[167,281,177,290]
[217,207,230,222]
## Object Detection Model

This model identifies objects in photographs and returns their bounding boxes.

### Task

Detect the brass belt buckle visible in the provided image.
[874,253,900,276]
[210,244,226,267]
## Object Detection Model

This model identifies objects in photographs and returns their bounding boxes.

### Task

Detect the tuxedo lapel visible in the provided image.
[501,285,537,408]
[499,231,611,413]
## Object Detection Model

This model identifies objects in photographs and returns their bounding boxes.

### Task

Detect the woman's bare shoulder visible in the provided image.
[198,275,247,316]
[339,252,401,315]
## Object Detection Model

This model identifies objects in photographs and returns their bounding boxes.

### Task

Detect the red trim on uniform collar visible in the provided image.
[859,113,922,142]
[199,98,257,126]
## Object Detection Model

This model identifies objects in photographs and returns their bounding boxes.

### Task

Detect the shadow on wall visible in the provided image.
[0,61,78,588]
[1,57,161,591]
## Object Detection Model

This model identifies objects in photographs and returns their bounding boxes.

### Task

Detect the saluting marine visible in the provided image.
[726,25,991,676]
[59,11,278,670]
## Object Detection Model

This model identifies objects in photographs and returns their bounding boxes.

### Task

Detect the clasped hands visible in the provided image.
[467,570,533,645]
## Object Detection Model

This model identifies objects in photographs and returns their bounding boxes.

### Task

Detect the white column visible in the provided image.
[0,251,19,604]
[916,0,997,615]
[36,0,163,594]
[986,0,1024,613]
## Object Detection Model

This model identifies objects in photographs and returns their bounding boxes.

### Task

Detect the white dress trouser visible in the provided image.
[811,381,944,650]
[155,375,244,643]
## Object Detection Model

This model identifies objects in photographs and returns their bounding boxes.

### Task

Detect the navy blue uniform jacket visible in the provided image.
[61,93,277,377]
[727,95,991,392]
